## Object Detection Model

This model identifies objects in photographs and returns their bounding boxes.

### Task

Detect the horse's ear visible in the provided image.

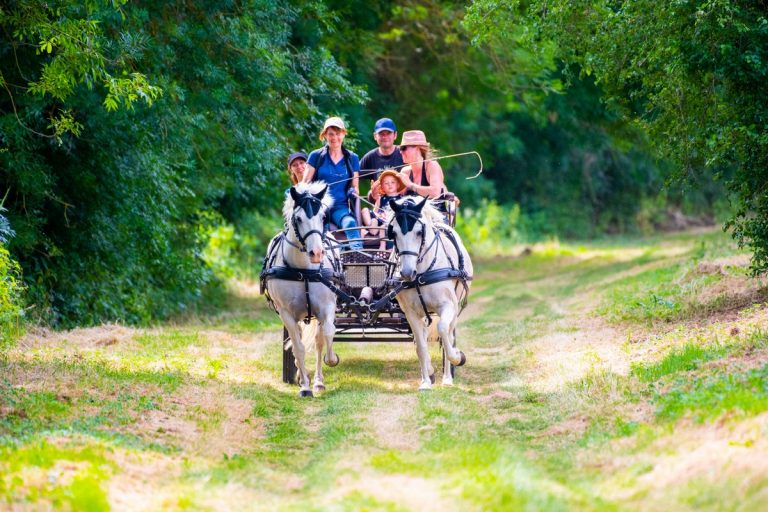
[391,200,402,214]
[315,185,327,201]
[416,196,428,212]
[290,187,300,203]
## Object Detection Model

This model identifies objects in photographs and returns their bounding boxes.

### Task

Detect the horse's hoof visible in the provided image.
[419,382,432,391]
[324,354,340,367]
[314,384,326,393]
[299,389,314,398]
[442,378,454,386]
[457,351,466,367]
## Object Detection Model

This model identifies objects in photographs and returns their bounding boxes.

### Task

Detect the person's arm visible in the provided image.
[406,161,444,198]
[302,164,316,183]
[398,167,413,190]
[351,154,361,194]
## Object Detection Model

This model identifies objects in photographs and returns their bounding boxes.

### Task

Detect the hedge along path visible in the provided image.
[2,229,768,510]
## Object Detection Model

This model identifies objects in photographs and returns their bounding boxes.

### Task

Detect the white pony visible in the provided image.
[261,182,340,397]
[388,197,473,390]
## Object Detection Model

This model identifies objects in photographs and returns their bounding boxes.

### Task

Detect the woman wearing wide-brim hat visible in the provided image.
[396,130,446,201]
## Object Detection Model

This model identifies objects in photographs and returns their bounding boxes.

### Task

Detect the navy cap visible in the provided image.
[287,151,307,167]
[373,118,397,134]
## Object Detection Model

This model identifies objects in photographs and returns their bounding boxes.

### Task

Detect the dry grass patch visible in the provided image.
[329,470,460,511]
[596,412,768,508]
[527,317,630,393]
[122,383,264,457]
[366,394,419,450]
[18,324,140,351]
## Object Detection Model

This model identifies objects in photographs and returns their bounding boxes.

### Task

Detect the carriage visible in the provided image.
[278,192,461,385]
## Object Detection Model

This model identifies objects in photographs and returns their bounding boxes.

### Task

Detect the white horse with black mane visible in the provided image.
[387,197,473,390]
[260,182,341,397]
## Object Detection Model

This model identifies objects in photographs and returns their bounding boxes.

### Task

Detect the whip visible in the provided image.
[323,151,484,187]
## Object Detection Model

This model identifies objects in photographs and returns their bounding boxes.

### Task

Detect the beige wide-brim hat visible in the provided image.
[319,116,347,140]
[397,130,430,147]
[373,169,407,195]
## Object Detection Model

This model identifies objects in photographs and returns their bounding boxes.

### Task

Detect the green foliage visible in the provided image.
[323,0,683,237]
[230,211,285,278]
[455,200,524,252]
[0,246,24,348]
[1,0,160,141]
[465,0,768,272]
[1,0,364,325]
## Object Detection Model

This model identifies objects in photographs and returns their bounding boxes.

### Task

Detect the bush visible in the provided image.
[455,200,524,253]
[0,246,24,348]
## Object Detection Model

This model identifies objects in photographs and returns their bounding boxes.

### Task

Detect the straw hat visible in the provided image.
[373,169,407,195]
[319,116,347,140]
[397,130,430,147]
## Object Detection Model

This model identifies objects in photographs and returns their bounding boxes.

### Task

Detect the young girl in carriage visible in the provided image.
[361,169,407,250]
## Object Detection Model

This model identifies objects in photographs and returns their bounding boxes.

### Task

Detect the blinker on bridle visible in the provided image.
[390,207,426,258]
[291,193,326,251]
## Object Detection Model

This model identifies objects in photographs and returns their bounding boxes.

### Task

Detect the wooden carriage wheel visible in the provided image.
[282,327,298,384]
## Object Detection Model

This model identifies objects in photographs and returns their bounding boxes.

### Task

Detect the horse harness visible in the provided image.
[260,193,357,322]
[385,208,472,325]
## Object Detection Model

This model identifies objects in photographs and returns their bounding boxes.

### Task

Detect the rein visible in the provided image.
[388,210,472,325]
[261,197,366,322]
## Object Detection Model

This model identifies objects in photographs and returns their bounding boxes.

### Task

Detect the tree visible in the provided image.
[465,0,768,272]
[0,0,364,325]
[319,0,671,235]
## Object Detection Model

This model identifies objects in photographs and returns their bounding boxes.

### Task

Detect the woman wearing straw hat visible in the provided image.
[397,130,446,202]
[303,116,363,250]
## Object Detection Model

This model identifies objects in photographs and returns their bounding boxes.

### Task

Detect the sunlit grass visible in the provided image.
[0,437,113,510]
[2,229,766,510]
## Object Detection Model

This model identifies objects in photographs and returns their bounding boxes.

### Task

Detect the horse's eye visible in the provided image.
[296,217,303,223]
[417,229,424,237]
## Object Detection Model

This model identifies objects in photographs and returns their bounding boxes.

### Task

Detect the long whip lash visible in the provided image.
[324,151,484,187]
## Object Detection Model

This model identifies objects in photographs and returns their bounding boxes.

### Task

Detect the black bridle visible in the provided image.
[385,201,471,325]
[289,193,326,252]
[389,208,425,258]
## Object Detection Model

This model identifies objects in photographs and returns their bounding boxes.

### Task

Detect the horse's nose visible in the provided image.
[309,248,324,263]
[401,267,416,281]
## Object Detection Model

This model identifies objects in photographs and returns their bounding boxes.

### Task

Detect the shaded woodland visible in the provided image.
[1,0,765,327]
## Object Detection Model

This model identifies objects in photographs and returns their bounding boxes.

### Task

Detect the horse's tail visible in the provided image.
[282,320,319,351]
[427,319,440,344]
[300,319,318,353]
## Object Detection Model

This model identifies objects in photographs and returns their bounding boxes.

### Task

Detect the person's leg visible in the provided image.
[330,207,362,250]
[361,208,373,238]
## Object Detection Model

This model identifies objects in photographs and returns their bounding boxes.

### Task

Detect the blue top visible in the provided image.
[379,194,401,211]
[307,147,360,209]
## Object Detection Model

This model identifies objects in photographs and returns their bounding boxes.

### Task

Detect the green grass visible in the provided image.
[0,438,113,511]
[2,229,766,510]
[631,343,728,382]
[656,364,768,423]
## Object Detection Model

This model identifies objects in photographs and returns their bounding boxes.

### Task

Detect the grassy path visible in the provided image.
[2,230,768,510]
